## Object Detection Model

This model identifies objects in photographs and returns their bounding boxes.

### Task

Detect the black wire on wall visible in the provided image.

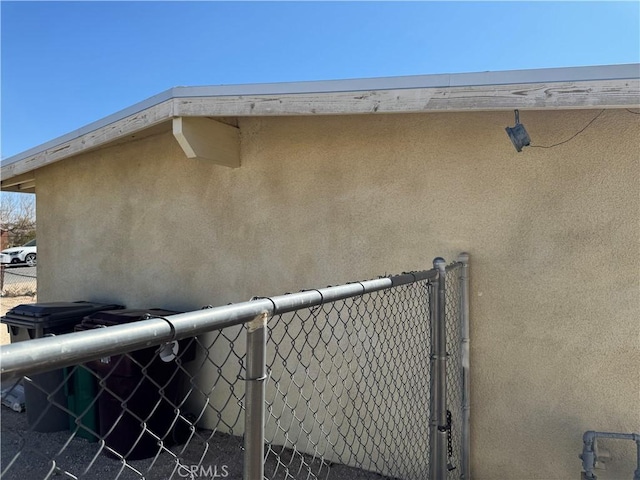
[529,108,639,150]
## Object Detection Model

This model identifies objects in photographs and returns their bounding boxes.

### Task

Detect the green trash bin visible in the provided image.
[64,364,99,442]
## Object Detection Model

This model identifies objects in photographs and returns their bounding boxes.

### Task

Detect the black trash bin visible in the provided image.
[79,308,196,460]
[0,301,124,432]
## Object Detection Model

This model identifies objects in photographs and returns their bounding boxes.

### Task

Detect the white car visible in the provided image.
[1,239,37,267]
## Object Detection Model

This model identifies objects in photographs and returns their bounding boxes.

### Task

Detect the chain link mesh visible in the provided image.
[1,267,467,480]
[1,329,246,479]
[264,280,431,480]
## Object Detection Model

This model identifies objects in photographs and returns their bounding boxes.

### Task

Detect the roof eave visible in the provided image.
[2,63,639,186]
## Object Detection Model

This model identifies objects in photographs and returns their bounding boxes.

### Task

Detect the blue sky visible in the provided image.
[1,1,639,159]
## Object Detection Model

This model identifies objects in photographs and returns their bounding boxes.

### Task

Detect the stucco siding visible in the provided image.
[35,109,639,479]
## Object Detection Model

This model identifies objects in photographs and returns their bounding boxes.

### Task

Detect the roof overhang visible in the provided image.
[2,63,639,192]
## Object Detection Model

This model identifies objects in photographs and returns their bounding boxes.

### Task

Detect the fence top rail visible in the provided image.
[0,267,437,379]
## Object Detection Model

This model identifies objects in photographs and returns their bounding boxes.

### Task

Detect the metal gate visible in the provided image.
[0,254,470,480]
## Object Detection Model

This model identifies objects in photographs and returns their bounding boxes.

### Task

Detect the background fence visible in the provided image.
[0,255,469,480]
[0,266,37,298]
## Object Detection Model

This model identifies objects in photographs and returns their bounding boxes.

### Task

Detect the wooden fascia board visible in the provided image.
[174,79,640,116]
[1,99,174,180]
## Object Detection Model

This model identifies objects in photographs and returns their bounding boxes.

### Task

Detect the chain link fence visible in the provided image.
[0,267,37,298]
[0,255,469,480]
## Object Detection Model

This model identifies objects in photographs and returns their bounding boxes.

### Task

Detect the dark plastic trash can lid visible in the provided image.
[1,301,125,330]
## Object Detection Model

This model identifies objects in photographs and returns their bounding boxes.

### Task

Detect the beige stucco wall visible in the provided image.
[35,109,639,479]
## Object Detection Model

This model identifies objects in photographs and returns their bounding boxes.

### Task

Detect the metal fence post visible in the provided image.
[429,267,438,477]
[430,257,448,480]
[458,253,471,480]
[244,312,268,480]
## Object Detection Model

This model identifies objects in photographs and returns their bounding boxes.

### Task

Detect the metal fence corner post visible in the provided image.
[244,312,269,480]
[430,257,448,480]
[457,252,471,480]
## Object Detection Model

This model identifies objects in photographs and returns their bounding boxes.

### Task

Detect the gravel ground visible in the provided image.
[1,405,391,480]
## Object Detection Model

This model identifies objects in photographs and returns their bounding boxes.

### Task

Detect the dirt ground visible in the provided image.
[0,295,37,345]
